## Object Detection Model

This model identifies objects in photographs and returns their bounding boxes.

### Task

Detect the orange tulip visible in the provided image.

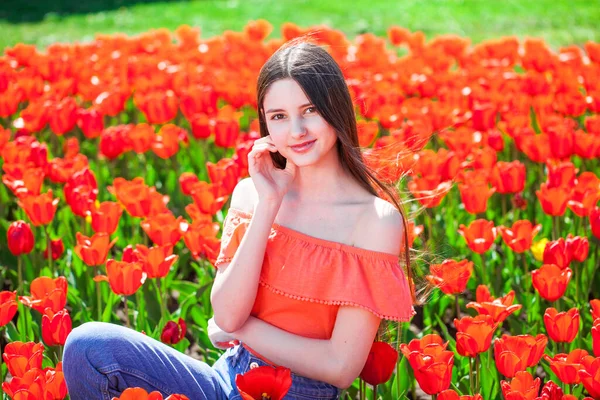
[454,315,497,357]
[108,177,151,218]
[18,190,59,226]
[49,96,77,135]
[458,219,497,253]
[438,390,483,400]
[190,181,230,215]
[500,371,540,400]
[152,124,183,159]
[74,232,117,266]
[426,259,473,295]
[359,341,398,385]
[2,341,44,378]
[405,345,454,395]
[96,259,146,296]
[90,201,123,234]
[189,113,212,139]
[544,307,580,343]
[0,291,18,327]
[543,349,589,385]
[235,365,292,400]
[466,285,522,323]
[536,183,572,216]
[531,264,572,302]
[2,165,44,198]
[41,308,72,346]
[128,123,155,154]
[111,387,190,400]
[134,244,178,279]
[408,178,452,208]
[493,334,547,377]
[458,181,496,214]
[546,161,577,188]
[497,220,542,253]
[180,86,217,120]
[567,172,600,217]
[141,212,184,246]
[579,356,600,398]
[356,120,379,147]
[135,90,178,124]
[181,220,221,263]
[19,276,67,314]
[399,334,448,357]
[490,161,526,194]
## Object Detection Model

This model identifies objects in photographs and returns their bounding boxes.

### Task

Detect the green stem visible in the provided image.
[396,322,401,398]
[124,296,130,328]
[469,357,475,394]
[553,216,560,240]
[475,355,481,393]
[95,265,103,322]
[18,256,23,294]
[373,384,377,400]
[455,295,460,320]
[1,326,4,386]
[154,278,168,321]
[44,225,54,276]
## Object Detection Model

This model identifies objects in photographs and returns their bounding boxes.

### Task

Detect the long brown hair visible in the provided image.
[255,38,426,341]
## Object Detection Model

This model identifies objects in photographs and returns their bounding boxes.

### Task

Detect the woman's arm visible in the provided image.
[210,178,280,333]
[233,307,381,389]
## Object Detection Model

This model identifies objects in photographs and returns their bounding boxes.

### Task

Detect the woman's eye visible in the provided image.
[305,106,316,114]
[271,113,285,120]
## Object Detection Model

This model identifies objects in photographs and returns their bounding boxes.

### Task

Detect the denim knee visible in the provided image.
[63,322,121,377]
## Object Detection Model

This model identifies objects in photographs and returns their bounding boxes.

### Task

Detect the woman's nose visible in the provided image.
[290,118,307,138]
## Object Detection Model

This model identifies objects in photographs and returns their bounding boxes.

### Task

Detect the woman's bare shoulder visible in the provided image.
[354,197,404,256]
[229,177,259,214]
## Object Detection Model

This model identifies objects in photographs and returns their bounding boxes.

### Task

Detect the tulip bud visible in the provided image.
[7,220,35,256]
[161,318,186,345]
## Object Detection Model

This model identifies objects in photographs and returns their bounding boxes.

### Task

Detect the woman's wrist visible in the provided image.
[233,315,255,341]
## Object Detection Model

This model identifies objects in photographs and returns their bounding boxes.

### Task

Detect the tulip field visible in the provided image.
[1,17,600,400]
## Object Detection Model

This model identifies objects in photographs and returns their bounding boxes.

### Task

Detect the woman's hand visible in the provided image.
[248,135,297,203]
[208,316,240,350]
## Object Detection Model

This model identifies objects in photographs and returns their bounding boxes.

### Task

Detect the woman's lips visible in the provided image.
[290,139,316,153]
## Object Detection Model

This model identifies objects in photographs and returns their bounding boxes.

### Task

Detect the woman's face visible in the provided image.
[262,78,338,167]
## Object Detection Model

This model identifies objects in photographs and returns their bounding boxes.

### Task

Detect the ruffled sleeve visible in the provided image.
[258,229,416,322]
[214,209,250,268]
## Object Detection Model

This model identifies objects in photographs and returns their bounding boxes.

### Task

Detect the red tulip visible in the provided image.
[536,183,571,216]
[2,341,44,378]
[161,318,187,345]
[108,177,151,218]
[179,172,200,196]
[497,220,542,253]
[214,118,239,148]
[0,291,18,327]
[235,365,292,400]
[543,238,572,269]
[579,356,600,399]
[77,107,104,139]
[537,381,565,400]
[406,346,454,395]
[458,219,497,253]
[7,220,35,256]
[565,234,589,263]
[399,334,448,357]
[43,238,65,261]
[112,387,190,400]
[458,181,496,215]
[207,158,241,196]
[544,307,579,343]
[490,161,526,194]
[42,308,72,346]
[426,259,473,295]
[543,349,589,384]
[466,285,522,323]
[493,334,547,377]
[189,181,230,215]
[592,318,600,357]
[454,315,497,357]
[531,264,572,302]
[359,341,398,385]
[592,299,600,321]
[592,207,600,239]
[500,371,540,400]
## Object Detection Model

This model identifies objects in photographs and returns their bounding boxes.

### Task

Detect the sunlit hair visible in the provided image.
[256,37,432,342]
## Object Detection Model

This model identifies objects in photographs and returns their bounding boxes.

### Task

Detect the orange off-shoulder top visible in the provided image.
[213,207,415,365]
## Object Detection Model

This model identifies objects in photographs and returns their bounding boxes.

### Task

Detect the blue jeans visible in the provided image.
[63,322,342,400]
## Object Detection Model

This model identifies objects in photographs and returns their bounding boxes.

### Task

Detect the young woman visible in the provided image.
[63,39,416,400]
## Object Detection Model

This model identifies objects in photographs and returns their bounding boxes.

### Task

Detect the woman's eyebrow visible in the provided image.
[265,103,313,114]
